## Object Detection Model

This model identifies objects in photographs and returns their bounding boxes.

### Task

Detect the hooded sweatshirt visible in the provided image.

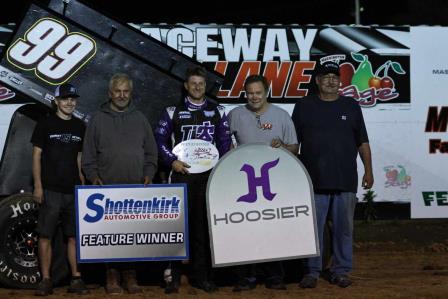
[82,101,157,184]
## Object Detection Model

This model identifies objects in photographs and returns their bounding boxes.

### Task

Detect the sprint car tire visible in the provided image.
[0,193,69,289]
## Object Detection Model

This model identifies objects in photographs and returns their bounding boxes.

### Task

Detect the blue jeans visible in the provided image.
[306,192,357,278]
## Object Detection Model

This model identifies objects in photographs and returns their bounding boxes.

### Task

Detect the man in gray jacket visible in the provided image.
[82,73,158,294]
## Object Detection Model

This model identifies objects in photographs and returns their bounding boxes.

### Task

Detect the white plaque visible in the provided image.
[172,139,219,173]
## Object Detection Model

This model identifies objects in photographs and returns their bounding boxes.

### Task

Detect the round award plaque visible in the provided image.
[172,139,220,173]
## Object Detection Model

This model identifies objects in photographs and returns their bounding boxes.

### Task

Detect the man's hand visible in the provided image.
[33,187,43,204]
[271,138,283,148]
[362,171,374,189]
[79,173,86,185]
[271,138,299,155]
[92,176,103,185]
[172,160,190,175]
[143,176,152,185]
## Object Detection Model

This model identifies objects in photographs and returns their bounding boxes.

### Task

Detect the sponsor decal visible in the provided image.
[178,111,191,119]
[44,93,54,102]
[383,165,411,189]
[204,110,215,117]
[422,191,448,206]
[337,52,406,107]
[0,259,40,284]
[238,158,279,203]
[181,121,215,141]
[81,232,184,246]
[212,156,310,226]
[8,76,23,85]
[425,106,448,154]
[432,69,448,75]
[0,84,16,102]
[142,25,409,105]
[83,193,181,223]
[6,18,97,85]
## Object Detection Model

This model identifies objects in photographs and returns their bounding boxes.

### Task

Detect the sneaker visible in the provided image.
[165,280,180,294]
[164,268,180,294]
[193,280,218,293]
[232,277,257,292]
[265,278,287,290]
[35,278,53,296]
[299,275,317,288]
[67,277,89,294]
[330,274,352,288]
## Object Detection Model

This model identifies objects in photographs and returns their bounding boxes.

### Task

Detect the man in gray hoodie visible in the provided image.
[82,73,158,294]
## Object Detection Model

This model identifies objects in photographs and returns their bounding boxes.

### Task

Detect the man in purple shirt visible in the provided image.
[155,67,231,293]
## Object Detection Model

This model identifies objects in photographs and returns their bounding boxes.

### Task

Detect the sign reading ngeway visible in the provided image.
[76,184,188,262]
[207,144,318,267]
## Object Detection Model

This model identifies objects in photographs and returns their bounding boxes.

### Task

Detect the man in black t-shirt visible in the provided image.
[292,61,374,289]
[31,83,88,296]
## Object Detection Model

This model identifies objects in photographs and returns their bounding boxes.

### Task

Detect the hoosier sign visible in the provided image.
[207,144,318,267]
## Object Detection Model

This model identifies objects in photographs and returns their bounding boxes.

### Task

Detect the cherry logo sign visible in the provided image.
[339,52,406,107]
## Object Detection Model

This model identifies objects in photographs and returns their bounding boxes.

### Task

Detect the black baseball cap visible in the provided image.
[54,83,80,98]
[316,61,340,76]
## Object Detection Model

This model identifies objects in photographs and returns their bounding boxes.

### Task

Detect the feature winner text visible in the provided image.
[81,232,184,246]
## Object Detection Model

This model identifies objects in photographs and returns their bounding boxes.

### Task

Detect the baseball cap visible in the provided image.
[54,83,80,98]
[315,61,340,76]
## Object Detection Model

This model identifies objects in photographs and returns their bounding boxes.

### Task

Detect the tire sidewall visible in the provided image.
[0,193,69,289]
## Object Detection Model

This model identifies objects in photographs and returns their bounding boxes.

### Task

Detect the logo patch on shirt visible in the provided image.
[260,123,273,130]
[204,110,215,117]
[341,115,347,120]
[179,111,191,119]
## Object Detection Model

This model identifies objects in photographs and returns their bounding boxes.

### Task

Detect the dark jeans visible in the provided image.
[305,192,357,278]
[170,171,213,283]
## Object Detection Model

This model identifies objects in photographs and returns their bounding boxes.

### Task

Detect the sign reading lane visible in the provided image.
[206,144,319,267]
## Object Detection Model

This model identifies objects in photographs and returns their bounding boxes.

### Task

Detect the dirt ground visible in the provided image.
[2,219,448,298]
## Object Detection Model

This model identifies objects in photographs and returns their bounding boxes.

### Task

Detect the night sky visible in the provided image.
[2,0,448,25]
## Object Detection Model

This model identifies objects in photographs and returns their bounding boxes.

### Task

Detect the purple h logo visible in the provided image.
[237,158,279,203]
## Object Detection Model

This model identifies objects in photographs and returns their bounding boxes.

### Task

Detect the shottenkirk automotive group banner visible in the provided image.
[207,144,318,266]
[75,184,188,262]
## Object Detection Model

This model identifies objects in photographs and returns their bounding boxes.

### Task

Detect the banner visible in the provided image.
[409,27,448,218]
[138,24,415,204]
[1,20,448,216]
[75,184,188,262]
[207,144,318,267]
